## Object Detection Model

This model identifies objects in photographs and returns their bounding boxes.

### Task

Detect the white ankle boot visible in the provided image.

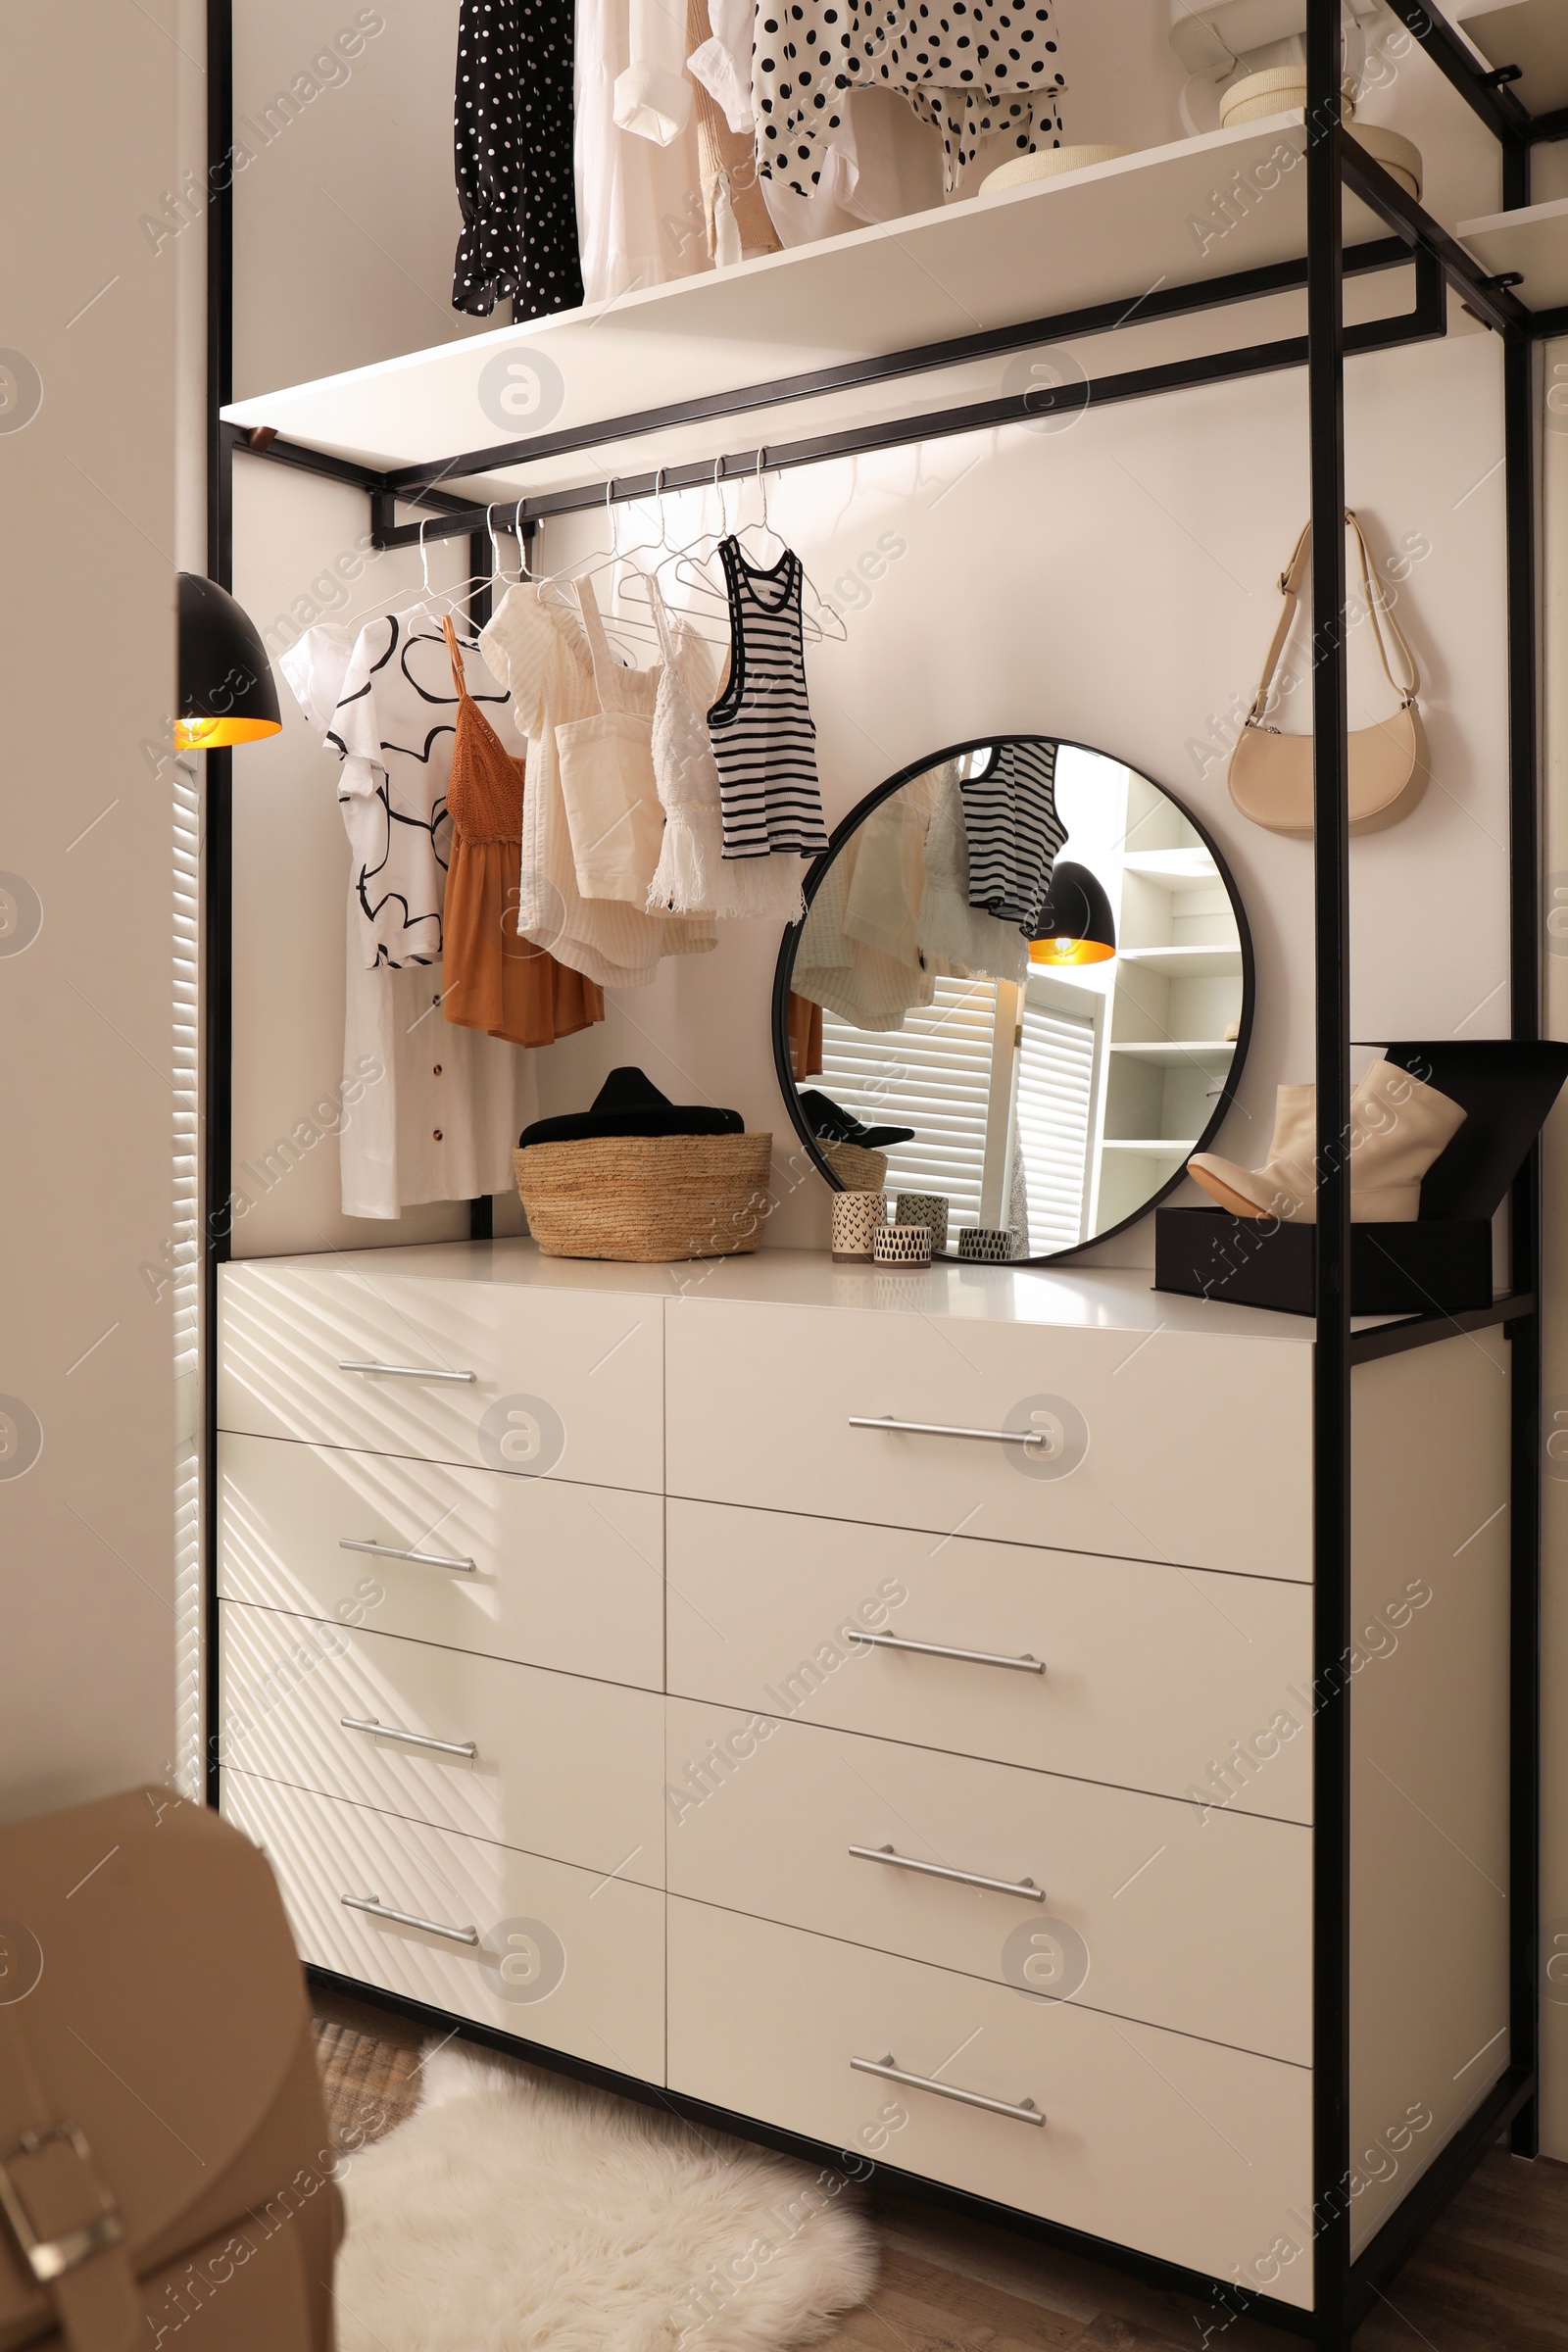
[1189,1058,1466,1223]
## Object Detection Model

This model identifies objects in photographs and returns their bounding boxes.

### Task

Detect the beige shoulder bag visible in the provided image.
[0,1788,341,2351]
[1228,511,1426,837]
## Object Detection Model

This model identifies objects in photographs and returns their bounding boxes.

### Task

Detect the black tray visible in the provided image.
[1154,1207,1494,1317]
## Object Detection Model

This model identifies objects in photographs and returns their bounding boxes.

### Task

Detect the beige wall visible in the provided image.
[232,0,491,399]
[0,8,193,1817]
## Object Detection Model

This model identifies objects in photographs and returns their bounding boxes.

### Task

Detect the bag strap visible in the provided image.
[1246,511,1419,724]
[0,2012,141,2352]
[572,575,629,715]
[1348,510,1419,705]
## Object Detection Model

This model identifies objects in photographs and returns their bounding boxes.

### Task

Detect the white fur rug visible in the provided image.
[332,2043,879,2352]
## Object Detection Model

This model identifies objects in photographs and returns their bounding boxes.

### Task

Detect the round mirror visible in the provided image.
[772,736,1254,1262]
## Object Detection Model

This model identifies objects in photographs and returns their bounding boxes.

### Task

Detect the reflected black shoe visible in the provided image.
[799,1089,915,1150]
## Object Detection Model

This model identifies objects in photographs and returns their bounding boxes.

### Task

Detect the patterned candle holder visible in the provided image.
[874,1221,933,1269]
[831,1190,889,1262]
[895,1193,950,1254]
[958,1227,1012,1264]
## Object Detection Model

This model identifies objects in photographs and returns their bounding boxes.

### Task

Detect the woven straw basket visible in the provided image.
[514,1132,775,1262]
[820,1139,889,1192]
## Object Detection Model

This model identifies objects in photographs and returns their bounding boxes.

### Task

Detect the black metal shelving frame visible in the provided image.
[202,4,1559,2340]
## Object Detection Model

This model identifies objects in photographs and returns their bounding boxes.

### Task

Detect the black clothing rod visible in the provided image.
[379,239,1418,500]
[366,288,1446,553]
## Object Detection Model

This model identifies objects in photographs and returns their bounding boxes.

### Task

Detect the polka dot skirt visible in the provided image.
[453,0,583,321]
[754,0,1065,198]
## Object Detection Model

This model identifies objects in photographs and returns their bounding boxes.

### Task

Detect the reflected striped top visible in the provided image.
[708,536,830,862]
[960,737,1067,934]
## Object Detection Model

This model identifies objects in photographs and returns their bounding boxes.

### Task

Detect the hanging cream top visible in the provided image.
[480,582,716,988]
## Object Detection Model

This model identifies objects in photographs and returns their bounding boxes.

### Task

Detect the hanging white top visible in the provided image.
[480,582,716,989]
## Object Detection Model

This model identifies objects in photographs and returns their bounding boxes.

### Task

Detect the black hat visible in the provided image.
[520,1067,746,1149]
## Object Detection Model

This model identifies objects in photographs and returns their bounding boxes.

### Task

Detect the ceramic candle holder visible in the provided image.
[831,1190,889,1262]
[875,1222,933,1269]
[958,1227,1012,1263]
[894,1193,949,1254]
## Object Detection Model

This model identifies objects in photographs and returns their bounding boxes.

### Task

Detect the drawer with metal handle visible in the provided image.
[665,1296,1311,1579]
[219,1431,663,1689]
[665,1698,1309,2064]
[222,1771,664,2081]
[665,1500,1312,1824]
[219,1256,662,1492]
[220,1598,664,1884]
[666,1901,1311,2305]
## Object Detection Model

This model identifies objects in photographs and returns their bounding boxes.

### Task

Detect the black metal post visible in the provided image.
[466,524,496,1245]
[1505,323,1543,2157]
[1308,0,1353,2338]
[202,0,235,1809]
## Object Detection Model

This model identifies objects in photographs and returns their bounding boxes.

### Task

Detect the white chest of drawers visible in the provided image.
[217,1240,1512,2326]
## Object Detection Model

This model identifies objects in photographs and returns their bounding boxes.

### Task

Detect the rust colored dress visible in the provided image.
[440,615,606,1048]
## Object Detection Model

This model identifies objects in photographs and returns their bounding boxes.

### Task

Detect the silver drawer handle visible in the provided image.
[339,1358,476,1384]
[340,1715,478,1760]
[849,1843,1046,1902]
[851,2053,1045,2127]
[339,1538,477,1575]
[341,1892,479,1946]
[858,1630,1045,1675]
[849,1415,1048,1449]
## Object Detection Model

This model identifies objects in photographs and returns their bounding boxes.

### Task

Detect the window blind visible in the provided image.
[1015,995,1098,1252]
[817,976,1000,1226]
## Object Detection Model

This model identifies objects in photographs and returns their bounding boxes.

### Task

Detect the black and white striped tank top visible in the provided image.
[707,536,830,861]
[960,737,1068,933]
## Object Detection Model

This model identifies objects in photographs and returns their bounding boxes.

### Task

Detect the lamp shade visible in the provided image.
[1028,859,1116,966]
[175,572,282,750]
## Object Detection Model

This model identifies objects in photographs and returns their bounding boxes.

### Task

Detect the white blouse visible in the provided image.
[479,583,716,988]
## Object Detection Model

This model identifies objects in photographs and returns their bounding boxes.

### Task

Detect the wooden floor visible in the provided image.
[313,1990,1568,2351]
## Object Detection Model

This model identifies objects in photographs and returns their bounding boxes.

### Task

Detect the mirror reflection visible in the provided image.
[778,738,1251,1259]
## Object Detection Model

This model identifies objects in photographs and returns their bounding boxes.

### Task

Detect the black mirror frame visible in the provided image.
[769,733,1257,1266]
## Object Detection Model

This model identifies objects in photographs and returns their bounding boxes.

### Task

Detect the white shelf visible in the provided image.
[1459,196,1568,312]
[1116,945,1246,979]
[1101,1137,1200,1153]
[220,112,1394,483]
[1107,1039,1238,1070]
[1121,849,1223,891]
[1454,1,1568,120]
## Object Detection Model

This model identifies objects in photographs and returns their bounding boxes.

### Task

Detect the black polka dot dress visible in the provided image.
[453,0,584,320]
[754,0,1065,198]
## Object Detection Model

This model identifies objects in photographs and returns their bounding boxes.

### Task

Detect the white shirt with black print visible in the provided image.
[279,623,534,1220]
[328,603,512,971]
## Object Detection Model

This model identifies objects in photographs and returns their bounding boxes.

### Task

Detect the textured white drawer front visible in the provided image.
[220,1431,663,1690]
[220,1260,662,1490]
[224,1771,663,2082]
[666,1701,1309,2063]
[665,1501,1311,1824]
[664,1298,1310,1578]
[220,1600,663,1884]
[667,1902,1311,2308]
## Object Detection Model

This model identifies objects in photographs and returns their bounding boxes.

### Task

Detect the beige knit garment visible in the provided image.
[480,584,716,989]
[690,0,780,263]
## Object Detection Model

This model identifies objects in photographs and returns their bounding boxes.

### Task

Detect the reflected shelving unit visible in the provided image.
[1093,777,1246,1232]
